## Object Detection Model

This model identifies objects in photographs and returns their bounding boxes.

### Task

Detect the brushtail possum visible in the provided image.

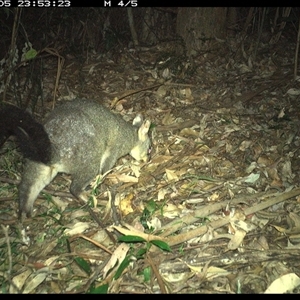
[0,99,151,218]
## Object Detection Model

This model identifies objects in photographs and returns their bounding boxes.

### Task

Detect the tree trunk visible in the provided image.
[176,7,229,56]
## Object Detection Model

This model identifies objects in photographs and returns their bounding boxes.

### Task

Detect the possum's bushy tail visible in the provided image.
[0,104,52,164]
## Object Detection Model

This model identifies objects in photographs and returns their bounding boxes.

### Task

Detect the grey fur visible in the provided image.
[1,99,151,218]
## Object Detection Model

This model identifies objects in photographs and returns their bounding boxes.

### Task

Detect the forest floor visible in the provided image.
[1,27,300,294]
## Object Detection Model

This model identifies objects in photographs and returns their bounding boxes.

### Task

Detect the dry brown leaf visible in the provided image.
[10,269,32,293]
[103,243,130,279]
[64,222,90,236]
[157,188,169,201]
[119,193,134,215]
[239,140,252,151]
[179,128,199,137]
[147,216,162,230]
[23,272,48,294]
[165,169,179,182]
[51,196,69,212]
[270,178,283,187]
[112,224,166,242]
[281,159,293,180]
[130,164,142,178]
[227,229,246,250]
[272,224,288,233]
[179,88,194,104]
[162,203,181,219]
[107,173,138,184]
[44,256,60,266]
[208,192,220,202]
[188,265,229,280]
[266,167,281,181]
[162,110,175,125]
[257,155,272,166]
[160,266,192,284]
[156,85,168,97]
[151,155,173,165]
[264,273,300,293]
[289,212,300,228]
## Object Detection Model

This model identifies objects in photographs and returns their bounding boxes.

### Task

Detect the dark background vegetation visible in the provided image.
[1,7,299,110]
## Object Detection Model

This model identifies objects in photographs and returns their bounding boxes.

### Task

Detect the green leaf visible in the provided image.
[145,199,157,214]
[151,240,172,252]
[143,266,151,282]
[89,283,109,294]
[24,48,38,60]
[74,257,91,275]
[136,247,147,259]
[114,255,131,280]
[178,244,185,254]
[118,235,146,243]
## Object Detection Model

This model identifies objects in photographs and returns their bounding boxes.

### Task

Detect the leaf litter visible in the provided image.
[1,32,300,295]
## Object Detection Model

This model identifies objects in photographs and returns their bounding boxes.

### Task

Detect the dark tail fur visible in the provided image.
[0,104,51,164]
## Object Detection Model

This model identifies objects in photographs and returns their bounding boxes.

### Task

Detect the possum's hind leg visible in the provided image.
[19,160,58,218]
[69,173,96,204]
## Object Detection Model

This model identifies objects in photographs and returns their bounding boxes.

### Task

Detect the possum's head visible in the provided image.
[130,116,151,163]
